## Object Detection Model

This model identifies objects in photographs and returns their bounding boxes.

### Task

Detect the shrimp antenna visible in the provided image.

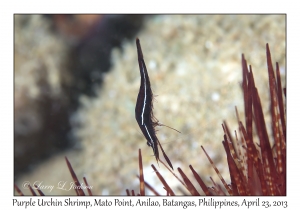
[158,123,181,133]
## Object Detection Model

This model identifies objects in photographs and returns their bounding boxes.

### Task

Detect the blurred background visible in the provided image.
[14,14,285,195]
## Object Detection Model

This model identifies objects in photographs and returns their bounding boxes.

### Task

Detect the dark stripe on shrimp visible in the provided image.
[135,38,159,160]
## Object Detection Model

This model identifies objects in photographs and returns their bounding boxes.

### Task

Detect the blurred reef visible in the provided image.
[14,14,145,177]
